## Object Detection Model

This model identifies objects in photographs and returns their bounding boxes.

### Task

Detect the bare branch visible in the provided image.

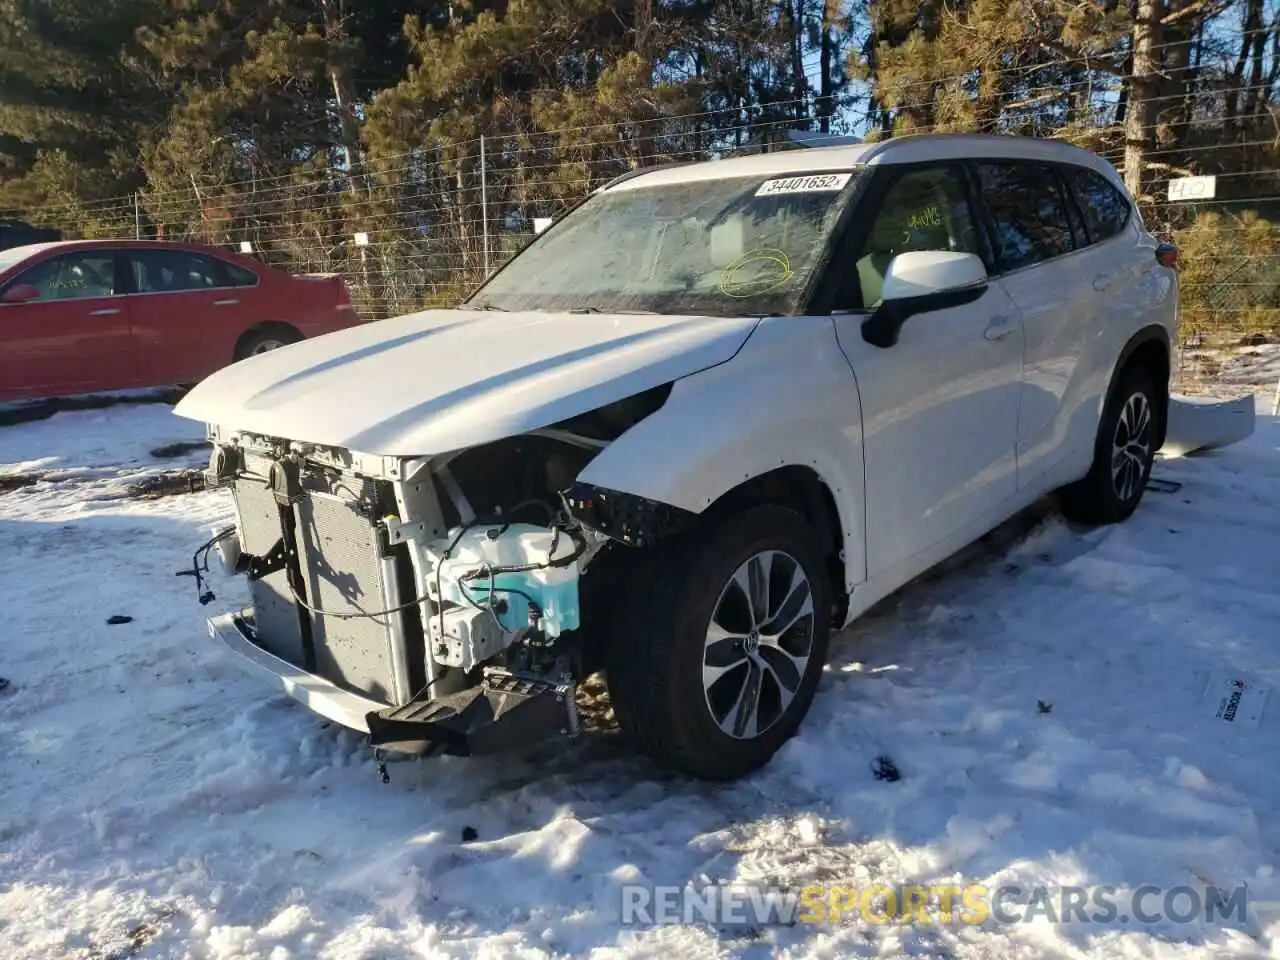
[1037,41,1127,76]
[1161,0,1231,27]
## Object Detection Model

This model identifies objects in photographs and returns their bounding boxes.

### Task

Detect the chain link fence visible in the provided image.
[15,86,1280,402]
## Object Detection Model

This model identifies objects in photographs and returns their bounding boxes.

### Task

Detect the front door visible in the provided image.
[0,249,137,401]
[827,162,1025,580]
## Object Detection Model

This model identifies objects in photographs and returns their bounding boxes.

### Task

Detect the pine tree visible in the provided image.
[0,0,168,213]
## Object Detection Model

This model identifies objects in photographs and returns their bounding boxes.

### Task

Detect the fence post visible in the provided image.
[480,134,490,278]
[133,193,141,239]
[1272,373,1279,417]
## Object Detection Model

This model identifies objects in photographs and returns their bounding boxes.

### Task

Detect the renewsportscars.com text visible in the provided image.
[620,882,1249,928]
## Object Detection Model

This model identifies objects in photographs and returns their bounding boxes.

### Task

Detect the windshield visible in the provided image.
[470,170,859,316]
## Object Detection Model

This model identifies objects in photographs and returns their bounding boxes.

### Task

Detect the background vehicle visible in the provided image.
[174,134,1178,782]
[0,218,60,252]
[0,239,359,402]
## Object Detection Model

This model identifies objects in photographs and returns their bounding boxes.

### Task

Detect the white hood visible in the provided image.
[174,308,759,455]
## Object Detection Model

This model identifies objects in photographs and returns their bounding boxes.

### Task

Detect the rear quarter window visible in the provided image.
[1065,166,1132,243]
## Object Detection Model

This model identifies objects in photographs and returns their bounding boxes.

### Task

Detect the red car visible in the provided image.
[0,240,359,402]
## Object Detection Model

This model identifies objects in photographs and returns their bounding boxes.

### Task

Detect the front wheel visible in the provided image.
[1057,365,1160,525]
[605,504,832,781]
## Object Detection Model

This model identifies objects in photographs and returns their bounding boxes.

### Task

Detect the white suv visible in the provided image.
[176,133,1178,781]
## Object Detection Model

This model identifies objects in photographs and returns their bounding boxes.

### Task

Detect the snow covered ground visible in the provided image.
[2,398,1280,959]
[1177,340,1280,405]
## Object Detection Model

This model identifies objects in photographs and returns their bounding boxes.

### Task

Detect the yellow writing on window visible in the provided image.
[910,206,942,230]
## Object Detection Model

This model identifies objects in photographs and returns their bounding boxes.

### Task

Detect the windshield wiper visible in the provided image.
[463,301,507,311]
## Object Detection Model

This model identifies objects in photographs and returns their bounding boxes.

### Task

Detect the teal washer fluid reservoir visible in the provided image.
[430,523,581,637]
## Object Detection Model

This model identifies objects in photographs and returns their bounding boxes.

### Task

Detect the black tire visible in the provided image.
[604,504,832,781]
[234,324,302,361]
[1057,364,1160,525]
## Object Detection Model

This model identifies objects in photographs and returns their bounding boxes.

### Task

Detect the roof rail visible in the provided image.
[598,161,693,192]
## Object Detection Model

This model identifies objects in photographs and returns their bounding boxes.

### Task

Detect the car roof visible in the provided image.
[0,239,271,275]
[1,238,246,257]
[0,240,66,261]
[603,133,1125,193]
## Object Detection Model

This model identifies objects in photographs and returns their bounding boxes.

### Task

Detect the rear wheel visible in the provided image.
[1057,365,1159,525]
[605,504,832,781]
[235,324,302,361]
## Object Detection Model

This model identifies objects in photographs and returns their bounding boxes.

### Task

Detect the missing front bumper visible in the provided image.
[209,610,579,760]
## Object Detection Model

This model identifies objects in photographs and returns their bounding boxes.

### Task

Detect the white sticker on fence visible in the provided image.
[239,241,253,254]
[1200,672,1269,730]
[755,173,852,197]
[1167,175,1217,202]
[533,217,553,234]
[353,231,370,247]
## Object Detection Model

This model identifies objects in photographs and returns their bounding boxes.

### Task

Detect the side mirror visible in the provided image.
[861,251,988,348]
[0,284,40,305]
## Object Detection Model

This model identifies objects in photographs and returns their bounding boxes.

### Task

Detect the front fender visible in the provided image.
[575,315,867,587]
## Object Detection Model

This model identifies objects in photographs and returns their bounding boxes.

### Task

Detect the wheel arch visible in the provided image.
[1105,324,1172,449]
[570,315,868,594]
[701,464,850,623]
[567,457,857,626]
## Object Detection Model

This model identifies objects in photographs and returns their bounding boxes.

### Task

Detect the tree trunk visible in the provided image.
[819,1,834,133]
[1226,0,1263,140]
[331,66,364,191]
[1157,20,1192,155]
[1243,17,1269,119]
[1124,0,1161,199]
[790,0,808,121]
[320,0,365,196]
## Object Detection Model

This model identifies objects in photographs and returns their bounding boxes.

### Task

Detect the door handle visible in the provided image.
[983,316,1017,341]
[1093,272,1115,291]
[212,298,240,306]
[90,308,121,316]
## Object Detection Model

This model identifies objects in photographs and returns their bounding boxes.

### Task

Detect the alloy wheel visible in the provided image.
[1111,390,1153,501]
[702,549,816,740]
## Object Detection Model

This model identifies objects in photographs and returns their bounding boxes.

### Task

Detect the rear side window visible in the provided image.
[217,259,259,287]
[1065,166,1131,243]
[131,250,222,293]
[974,162,1076,271]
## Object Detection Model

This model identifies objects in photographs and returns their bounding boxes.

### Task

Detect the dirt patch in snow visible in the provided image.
[149,440,210,459]
[125,470,206,500]
[0,473,39,494]
[0,387,188,428]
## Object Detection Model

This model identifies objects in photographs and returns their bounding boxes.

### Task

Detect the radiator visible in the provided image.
[230,454,411,707]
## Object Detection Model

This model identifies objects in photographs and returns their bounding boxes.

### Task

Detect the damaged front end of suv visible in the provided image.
[188,383,691,770]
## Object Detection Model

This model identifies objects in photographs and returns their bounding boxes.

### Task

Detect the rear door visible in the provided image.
[126,247,246,384]
[970,160,1097,490]
[0,249,137,400]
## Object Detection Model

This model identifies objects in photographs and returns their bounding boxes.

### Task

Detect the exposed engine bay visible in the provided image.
[189,385,687,773]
